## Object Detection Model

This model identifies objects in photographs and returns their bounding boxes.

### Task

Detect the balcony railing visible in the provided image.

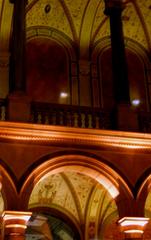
[30,102,113,129]
[1,97,151,133]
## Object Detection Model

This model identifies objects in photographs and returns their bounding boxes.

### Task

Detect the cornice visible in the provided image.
[0,121,151,152]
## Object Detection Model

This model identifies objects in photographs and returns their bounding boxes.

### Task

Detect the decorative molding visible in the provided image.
[0,121,151,152]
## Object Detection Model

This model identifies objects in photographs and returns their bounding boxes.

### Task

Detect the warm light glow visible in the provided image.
[2,211,32,223]
[97,177,119,198]
[38,165,119,199]
[5,224,27,229]
[60,92,68,98]
[131,99,140,106]
[118,217,149,227]
[124,229,144,234]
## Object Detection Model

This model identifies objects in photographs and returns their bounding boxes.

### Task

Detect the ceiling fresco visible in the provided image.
[28,171,118,238]
[0,0,151,56]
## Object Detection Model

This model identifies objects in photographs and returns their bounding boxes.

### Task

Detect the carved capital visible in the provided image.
[104,0,124,15]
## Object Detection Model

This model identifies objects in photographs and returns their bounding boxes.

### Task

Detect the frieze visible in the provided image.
[0,122,151,153]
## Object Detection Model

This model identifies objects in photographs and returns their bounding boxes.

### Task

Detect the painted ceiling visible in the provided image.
[0,0,151,58]
[28,171,118,239]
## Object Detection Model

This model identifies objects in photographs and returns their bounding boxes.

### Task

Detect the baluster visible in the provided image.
[52,110,57,125]
[92,113,96,128]
[59,111,64,125]
[66,111,71,126]
[44,113,49,124]
[78,111,82,127]
[1,106,6,121]
[95,114,100,129]
[56,109,60,125]
[74,112,78,127]
[70,110,75,127]
[41,111,46,124]
[37,111,42,123]
[81,113,85,128]
[48,109,53,125]
[62,109,66,126]
[33,110,38,123]
[88,114,92,128]
[85,111,89,128]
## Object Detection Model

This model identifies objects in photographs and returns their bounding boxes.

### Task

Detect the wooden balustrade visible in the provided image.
[30,102,113,130]
[2,98,151,133]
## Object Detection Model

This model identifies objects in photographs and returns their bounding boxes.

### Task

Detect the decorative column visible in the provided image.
[104,0,139,131]
[1,211,32,240]
[8,0,31,122]
[104,0,129,103]
[9,0,27,92]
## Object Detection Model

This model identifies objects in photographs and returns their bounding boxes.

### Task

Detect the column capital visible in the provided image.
[104,0,125,15]
[9,0,28,4]
[118,217,150,239]
[1,211,32,240]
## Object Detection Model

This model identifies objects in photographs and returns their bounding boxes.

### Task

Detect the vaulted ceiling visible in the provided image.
[0,0,151,58]
[28,171,119,239]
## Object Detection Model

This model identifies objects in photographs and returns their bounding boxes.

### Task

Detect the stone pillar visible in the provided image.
[104,0,129,103]
[9,0,27,92]
[104,0,139,131]
[8,0,31,122]
[1,211,32,240]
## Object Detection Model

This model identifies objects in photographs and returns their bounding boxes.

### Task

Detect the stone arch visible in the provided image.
[20,153,133,216]
[0,163,18,210]
[26,26,77,61]
[136,169,151,216]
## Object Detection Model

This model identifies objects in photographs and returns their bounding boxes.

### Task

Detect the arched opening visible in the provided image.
[99,46,148,110]
[26,37,70,104]
[20,154,133,240]
[0,164,18,211]
[27,170,119,240]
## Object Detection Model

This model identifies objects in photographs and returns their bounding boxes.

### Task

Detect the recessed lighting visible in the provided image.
[118,217,149,227]
[60,92,68,98]
[131,99,140,106]
[124,229,144,234]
